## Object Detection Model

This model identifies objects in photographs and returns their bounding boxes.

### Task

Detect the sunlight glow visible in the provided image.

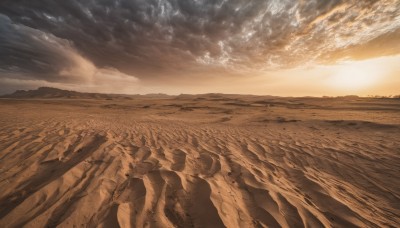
[329,59,385,91]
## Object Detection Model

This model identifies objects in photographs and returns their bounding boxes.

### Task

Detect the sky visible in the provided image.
[0,0,399,96]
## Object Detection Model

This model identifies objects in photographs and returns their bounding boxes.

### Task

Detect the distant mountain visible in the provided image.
[0,87,135,99]
[3,87,81,98]
[0,87,176,99]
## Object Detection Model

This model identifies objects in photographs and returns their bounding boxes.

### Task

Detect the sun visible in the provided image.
[329,60,384,91]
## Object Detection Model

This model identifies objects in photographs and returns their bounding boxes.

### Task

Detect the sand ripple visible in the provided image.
[0,99,399,227]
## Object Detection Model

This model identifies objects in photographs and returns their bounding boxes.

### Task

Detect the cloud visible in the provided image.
[0,13,138,93]
[0,14,94,83]
[0,0,399,92]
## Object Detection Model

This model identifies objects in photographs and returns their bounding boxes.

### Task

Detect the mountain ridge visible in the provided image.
[0,87,173,99]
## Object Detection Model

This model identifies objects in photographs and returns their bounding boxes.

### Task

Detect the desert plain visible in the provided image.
[0,89,399,228]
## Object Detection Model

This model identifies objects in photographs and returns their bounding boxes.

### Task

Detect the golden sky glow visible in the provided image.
[256,56,400,96]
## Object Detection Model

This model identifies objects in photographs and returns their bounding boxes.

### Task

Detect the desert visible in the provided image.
[0,88,399,227]
[2,1,400,227]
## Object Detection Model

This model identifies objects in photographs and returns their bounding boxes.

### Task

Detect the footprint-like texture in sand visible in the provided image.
[0,96,399,228]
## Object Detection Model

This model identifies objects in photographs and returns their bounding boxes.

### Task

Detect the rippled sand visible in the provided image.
[0,95,399,227]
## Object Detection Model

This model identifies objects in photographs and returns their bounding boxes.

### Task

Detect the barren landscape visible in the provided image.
[0,89,399,227]
[1,0,400,227]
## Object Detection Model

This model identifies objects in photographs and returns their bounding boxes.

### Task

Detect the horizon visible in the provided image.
[2,86,400,98]
[1,1,400,96]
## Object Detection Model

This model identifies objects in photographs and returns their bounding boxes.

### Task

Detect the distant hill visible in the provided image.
[2,87,83,98]
[0,87,176,99]
[0,87,137,99]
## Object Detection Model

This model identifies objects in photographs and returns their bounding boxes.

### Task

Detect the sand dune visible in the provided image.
[0,94,399,227]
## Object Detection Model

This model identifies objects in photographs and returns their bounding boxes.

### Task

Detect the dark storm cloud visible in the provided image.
[0,0,399,86]
[0,14,93,83]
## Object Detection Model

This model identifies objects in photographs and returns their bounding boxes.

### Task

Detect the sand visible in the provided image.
[0,95,399,227]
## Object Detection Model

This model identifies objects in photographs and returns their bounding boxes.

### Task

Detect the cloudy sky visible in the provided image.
[0,0,399,96]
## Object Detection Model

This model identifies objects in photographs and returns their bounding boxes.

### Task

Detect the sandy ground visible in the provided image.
[0,95,399,227]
